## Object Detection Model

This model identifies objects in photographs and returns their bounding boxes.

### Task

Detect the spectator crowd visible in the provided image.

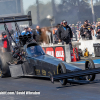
[1,19,100,51]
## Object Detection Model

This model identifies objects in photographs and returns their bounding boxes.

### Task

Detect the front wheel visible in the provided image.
[58,63,67,85]
[85,58,96,81]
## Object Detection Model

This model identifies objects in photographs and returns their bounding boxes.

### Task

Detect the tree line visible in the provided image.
[26,0,100,27]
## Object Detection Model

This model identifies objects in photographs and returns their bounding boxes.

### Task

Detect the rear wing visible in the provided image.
[0,11,32,48]
[0,11,32,26]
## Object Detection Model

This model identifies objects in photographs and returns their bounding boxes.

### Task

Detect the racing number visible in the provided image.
[48,71,52,76]
[48,71,55,76]
[42,70,46,76]
[35,69,40,75]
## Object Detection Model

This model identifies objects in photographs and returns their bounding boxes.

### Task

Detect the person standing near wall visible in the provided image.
[79,20,94,40]
[95,21,100,39]
[2,31,10,52]
[57,20,73,47]
[33,26,41,42]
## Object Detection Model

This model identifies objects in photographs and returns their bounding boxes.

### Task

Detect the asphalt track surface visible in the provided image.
[0,64,100,100]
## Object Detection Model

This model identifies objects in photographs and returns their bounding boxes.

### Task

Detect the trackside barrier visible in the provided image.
[42,44,72,63]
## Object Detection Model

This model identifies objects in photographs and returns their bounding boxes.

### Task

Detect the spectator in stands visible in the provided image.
[46,27,52,44]
[79,21,83,30]
[69,24,71,27]
[76,24,79,31]
[53,26,58,35]
[21,27,32,36]
[28,27,32,33]
[72,24,76,34]
[95,21,100,39]
[79,20,94,40]
[92,22,96,30]
[33,26,41,42]
[72,24,77,41]
[41,27,48,44]
[53,24,60,44]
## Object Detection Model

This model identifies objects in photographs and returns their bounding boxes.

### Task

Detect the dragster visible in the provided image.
[0,11,100,86]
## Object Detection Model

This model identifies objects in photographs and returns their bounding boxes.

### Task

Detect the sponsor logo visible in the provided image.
[55,47,65,61]
[46,48,54,57]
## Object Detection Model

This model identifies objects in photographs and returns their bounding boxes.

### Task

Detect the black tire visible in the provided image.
[85,58,96,81]
[0,52,13,77]
[58,63,67,85]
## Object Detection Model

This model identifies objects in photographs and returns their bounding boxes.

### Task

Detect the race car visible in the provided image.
[0,12,100,86]
[0,41,100,85]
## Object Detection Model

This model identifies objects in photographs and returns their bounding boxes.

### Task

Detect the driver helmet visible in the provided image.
[2,31,6,37]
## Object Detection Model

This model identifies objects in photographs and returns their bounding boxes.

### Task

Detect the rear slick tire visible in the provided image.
[0,52,13,77]
[58,63,67,86]
[85,58,96,81]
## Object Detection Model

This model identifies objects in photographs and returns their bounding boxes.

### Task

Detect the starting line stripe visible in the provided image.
[74,59,100,64]
[72,63,99,64]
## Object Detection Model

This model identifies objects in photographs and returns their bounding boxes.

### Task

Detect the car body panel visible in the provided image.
[22,42,82,77]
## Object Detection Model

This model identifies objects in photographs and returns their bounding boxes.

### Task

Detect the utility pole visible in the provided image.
[16,0,18,14]
[96,0,98,2]
[91,0,95,23]
[51,0,56,24]
[36,0,40,26]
